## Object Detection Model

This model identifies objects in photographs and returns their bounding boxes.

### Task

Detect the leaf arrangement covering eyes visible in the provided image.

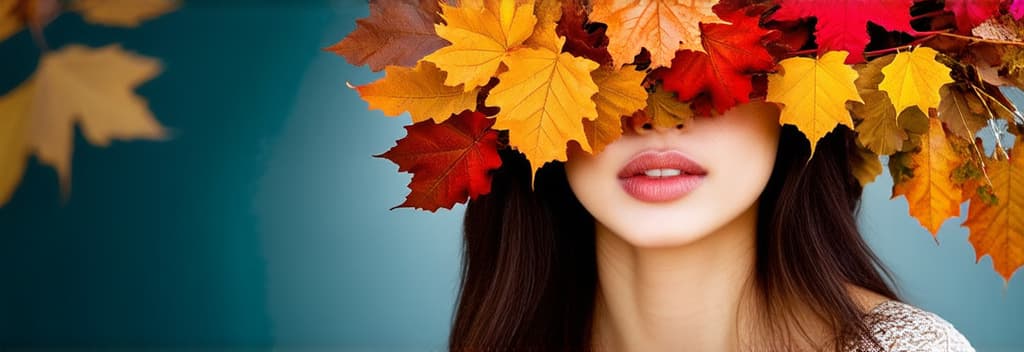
[332,0,1024,282]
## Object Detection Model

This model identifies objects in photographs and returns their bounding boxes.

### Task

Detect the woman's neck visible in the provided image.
[590,205,760,352]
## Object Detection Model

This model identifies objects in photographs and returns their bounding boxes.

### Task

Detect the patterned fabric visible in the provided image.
[849,301,975,352]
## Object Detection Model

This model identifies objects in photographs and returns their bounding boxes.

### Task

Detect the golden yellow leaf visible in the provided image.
[766,51,862,155]
[423,0,537,90]
[523,0,563,52]
[0,80,31,206]
[893,118,962,236]
[354,61,480,123]
[485,41,600,178]
[962,148,1024,281]
[878,47,954,116]
[23,44,167,191]
[70,0,178,27]
[590,0,728,69]
[584,66,648,154]
[646,85,693,129]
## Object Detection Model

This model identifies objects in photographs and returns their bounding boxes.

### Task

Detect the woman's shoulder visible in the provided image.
[849,300,975,352]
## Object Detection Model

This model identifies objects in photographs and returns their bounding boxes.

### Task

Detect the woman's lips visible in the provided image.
[617,150,707,203]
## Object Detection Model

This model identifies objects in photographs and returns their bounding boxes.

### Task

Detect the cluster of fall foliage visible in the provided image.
[0,0,176,206]
[335,0,1024,281]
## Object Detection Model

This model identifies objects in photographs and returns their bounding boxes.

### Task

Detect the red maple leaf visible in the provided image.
[377,111,503,211]
[654,14,776,115]
[771,0,915,64]
[944,0,1001,34]
[557,0,613,66]
[326,0,447,72]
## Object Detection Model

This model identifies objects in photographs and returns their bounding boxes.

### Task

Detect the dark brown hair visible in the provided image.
[449,125,899,351]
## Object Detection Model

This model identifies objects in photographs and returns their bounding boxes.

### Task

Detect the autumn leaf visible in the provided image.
[1013,0,1024,21]
[937,84,991,141]
[766,51,862,155]
[771,0,915,64]
[557,0,613,65]
[893,118,963,236]
[423,0,537,90]
[485,40,600,178]
[0,80,31,206]
[70,0,177,27]
[377,110,502,211]
[585,66,648,154]
[327,0,447,72]
[657,14,775,115]
[524,0,562,52]
[646,86,693,129]
[0,0,23,41]
[962,148,1024,281]
[851,144,883,187]
[13,44,166,194]
[943,0,1001,34]
[853,91,907,155]
[590,0,728,69]
[0,0,60,42]
[878,47,953,116]
[353,61,480,124]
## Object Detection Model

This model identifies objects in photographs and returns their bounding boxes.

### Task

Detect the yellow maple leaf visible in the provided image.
[523,0,563,52]
[766,51,862,155]
[962,148,1024,281]
[485,40,600,178]
[585,66,648,154]
[354,61,481,124]
[1,44,167,200]
[70,0,178,27]
[878,47,953,116]
[423,0,537,90]
[646,85,693,129]
[590,0,728,69]
[893,118,963,236]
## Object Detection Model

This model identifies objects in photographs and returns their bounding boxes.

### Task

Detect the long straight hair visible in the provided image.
[449,125,899,351]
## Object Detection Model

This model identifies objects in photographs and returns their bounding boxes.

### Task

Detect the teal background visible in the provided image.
[0,1,1020,351]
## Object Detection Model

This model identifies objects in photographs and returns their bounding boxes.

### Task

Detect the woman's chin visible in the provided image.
[600,220,716,249]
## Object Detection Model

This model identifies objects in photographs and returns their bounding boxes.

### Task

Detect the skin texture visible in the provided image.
[565,102,782,351]
[566,101,781,248]
[565,102,889,351]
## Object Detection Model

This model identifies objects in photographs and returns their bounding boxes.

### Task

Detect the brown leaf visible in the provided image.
[937,84,991,141]
[853,90,906,155]
[327,0,447,71]
[851,144,883,187]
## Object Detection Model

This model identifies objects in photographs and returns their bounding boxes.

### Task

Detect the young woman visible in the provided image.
[450,101,974,351]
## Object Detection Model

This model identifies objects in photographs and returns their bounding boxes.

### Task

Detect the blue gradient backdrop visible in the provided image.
[0,1,1020,351]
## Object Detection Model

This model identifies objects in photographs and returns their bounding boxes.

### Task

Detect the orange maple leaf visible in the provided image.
[590,0,728,69]
[893,118,963,236]
[962,148,1024,281]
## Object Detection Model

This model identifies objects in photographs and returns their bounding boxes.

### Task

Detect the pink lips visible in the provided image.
[617,150,707,203]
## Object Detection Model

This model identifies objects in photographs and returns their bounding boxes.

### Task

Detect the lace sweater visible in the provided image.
[849,301,974,352]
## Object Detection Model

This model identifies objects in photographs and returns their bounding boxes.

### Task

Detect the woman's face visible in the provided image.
[565,101,781,247]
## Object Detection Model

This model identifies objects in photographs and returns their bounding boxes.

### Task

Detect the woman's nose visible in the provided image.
[625,111,687,136]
